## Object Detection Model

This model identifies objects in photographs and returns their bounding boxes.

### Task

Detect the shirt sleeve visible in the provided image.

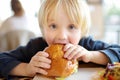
[79,36,120,63]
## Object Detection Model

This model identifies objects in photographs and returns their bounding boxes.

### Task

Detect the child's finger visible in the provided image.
[64,46,76,58]
[36,51,49,57]
[43,47,48,51]
[38,56,51,64]
[73,52,83,60]
[72,48,85,60]
[35,67,48,75]
[34,61,51,69]
[63,43,72,51]
[67,48,79,60]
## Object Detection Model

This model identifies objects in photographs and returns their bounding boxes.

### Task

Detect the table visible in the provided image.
[33,68,104,80]
[33,63,105,80]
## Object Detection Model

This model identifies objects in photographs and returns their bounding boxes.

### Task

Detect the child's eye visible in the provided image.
[49,24,56,29]
[68,24,76,30]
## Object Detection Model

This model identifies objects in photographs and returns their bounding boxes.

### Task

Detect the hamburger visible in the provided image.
[45,44,78,78]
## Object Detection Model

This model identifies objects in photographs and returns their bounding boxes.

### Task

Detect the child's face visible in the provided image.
[43,6,81,45]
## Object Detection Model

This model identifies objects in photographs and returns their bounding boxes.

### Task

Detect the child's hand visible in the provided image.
[26,51,51,77]
[63,43,92,63]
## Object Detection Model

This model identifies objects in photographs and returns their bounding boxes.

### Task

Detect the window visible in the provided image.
[103,0,120,44]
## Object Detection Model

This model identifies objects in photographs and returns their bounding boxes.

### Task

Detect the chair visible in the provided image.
[0,30,36,51]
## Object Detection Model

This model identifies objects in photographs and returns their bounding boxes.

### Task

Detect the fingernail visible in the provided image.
[47,54,49,57]
[68,57,71,60]
[64,54,67,58]
[63,46,67,51]
[49,60,51,63]
[44,72,48,75]
[63,48,66,51]
[47,65,50,68]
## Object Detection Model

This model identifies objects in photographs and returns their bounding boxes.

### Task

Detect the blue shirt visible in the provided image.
[0,36,120,78]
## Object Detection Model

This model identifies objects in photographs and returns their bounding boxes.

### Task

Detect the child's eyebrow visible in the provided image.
[48,18,55,22]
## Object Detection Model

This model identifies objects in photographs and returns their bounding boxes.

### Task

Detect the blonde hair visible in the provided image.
[38,0,91,37]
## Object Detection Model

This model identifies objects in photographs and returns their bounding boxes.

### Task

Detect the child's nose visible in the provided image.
[57,30,67,40]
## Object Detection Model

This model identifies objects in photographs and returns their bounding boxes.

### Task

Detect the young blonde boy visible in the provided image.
[0,0,120,79]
